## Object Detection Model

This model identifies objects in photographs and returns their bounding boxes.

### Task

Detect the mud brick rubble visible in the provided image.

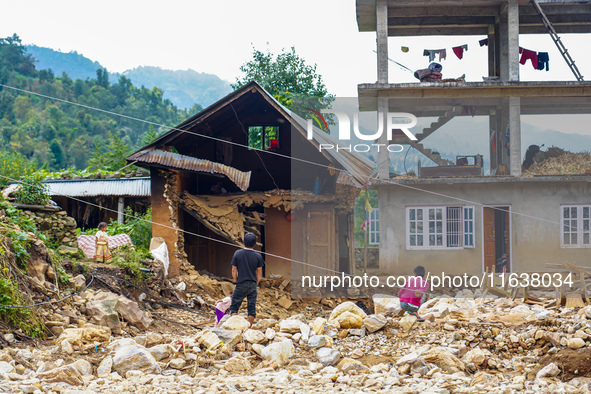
[3,285,591,393]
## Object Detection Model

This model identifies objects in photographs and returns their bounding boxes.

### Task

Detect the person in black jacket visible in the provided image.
[228,232,263,327]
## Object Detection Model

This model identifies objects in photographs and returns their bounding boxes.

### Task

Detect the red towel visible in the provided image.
[452,46,464,60]
[519,49,538,69]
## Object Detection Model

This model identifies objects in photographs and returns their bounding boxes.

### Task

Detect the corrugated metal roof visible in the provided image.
[128,150,251,191]
[43,177,151,197]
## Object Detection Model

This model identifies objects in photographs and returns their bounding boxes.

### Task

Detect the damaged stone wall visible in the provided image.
[162,170,190,272]
[17,207,77,248]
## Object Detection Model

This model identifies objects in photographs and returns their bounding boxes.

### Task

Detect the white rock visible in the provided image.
[462,348,486,365]
[300,322,311,341]
[537,362,560,379]
[317,347,341,366]
[97,356,112,378]
[108,338,138,351]
[243,329,267,344]
[311,317,327,335]
[363,314,387,333]
[280,319,302,333]
[220,315,250,332]
[60,340,74,354]
[308,335,327,348]
[169,358,185,369]
[251,343,265,356]
[149,344,175,361]
[112,345,161,376]
[0,361,15,374]
[70,359,93,376]
[568,338,586,350]
[265,328,275,341]
[261,339,295,366]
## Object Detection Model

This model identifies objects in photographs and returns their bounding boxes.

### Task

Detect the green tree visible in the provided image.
[233,46,333,122]
[0,148,37,187]
[140,125,160,146]
[96,68,109,88]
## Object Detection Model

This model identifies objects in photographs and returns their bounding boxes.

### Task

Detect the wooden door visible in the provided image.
[504,212,511,272]
[483,207,496,272]
[305,207,334,277]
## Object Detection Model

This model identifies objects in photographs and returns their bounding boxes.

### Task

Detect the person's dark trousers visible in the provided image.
[229,281,257,317]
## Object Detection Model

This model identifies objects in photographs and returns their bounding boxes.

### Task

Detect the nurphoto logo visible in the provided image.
[306,110,419,153]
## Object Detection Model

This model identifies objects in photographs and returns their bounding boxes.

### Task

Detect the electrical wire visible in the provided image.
[0,82,360,178]
[0,82,574,286]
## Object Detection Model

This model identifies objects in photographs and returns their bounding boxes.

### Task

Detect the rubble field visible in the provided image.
[3,276,591,394]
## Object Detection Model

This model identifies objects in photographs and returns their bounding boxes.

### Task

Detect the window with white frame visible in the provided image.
[407,206,475,249]
[561,205,591,247]
[369,208,379,245]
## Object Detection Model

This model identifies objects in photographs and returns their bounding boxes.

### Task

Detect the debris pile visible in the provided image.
[524,147,591,176]
[2,292,591,393]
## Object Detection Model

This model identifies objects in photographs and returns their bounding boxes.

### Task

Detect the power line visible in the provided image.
[0,82,363,178]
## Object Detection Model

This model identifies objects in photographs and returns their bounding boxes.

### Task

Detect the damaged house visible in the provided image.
[127,82,374,279]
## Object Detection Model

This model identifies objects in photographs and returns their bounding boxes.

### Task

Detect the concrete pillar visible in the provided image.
[376,0,388,84]
[488,110,498,173]
[117,197,124,223]
[509,96,521,176]
[500,0,520,81]
[377,97,389,180]
[488,25,496,77]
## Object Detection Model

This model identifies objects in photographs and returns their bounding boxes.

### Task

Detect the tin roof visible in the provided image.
[127,150,252,191]
[43,177,151,197]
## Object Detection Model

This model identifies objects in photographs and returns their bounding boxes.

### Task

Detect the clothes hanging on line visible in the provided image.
[423,49,446,62]
[452,44,468,60]
[537,52,549,71]
[519,48,538,69]
[401,46,409,53]
[479,38,488,47]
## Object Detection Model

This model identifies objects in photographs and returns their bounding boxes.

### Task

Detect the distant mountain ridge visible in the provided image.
[26,45,232,109]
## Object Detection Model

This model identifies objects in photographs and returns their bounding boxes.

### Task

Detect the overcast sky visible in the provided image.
[2,0,591,98]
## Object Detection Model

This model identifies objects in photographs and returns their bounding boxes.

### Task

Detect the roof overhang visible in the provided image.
[357,0,591,35]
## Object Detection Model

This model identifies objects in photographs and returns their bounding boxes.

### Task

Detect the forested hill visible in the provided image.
[0,34,201,173]
[26,45,232,109]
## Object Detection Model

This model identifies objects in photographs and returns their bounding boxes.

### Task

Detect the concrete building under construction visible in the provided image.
[357,0,591,276]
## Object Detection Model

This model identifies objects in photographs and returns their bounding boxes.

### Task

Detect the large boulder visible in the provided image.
[220,315,250,332]
[116,297,153,330]
[328,302,367,329]
[334,311,363,329]
[195,330,222,350]
[70,359,93,376]
[243,329,267,344]
[97,356,112,378]
[112,345,161,376]
[279,319,303,333]
[317,347,341,366]
[363,314,387,333]
[148,344,175,361]
[223,355,252,373]
[423,347,465,373]
[86,292,120,330]
[56,324,111,347]
[208,328,242,348]
[38,365,84,386]
[261,339,295,366]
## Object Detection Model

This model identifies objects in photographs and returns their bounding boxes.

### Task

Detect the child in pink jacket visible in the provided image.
[398,265,429,322]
